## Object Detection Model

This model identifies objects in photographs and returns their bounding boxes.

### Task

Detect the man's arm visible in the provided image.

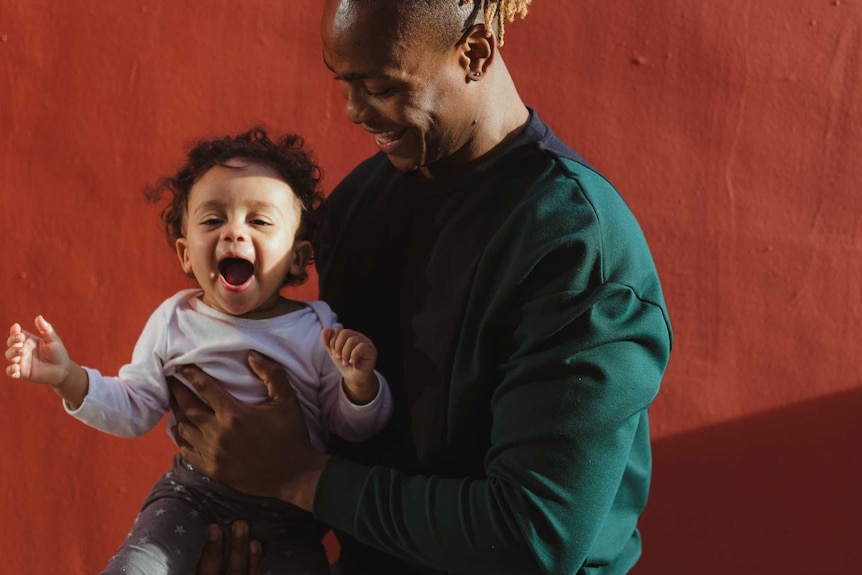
[313,285,670,575]
[309,165,671,574]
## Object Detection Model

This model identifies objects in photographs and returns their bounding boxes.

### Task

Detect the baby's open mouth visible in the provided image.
[218,258,254,287]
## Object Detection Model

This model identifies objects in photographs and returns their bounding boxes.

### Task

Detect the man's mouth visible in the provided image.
[218,258,254,290]
[374,129,406,150]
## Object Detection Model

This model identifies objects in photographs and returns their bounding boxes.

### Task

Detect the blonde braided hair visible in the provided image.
[464,0,532,46]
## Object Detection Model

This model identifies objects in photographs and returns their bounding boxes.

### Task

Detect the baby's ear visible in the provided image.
[289,240,313,275]
[175,238,193,275]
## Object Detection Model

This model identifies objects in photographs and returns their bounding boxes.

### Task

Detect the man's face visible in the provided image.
[321,1,478,176]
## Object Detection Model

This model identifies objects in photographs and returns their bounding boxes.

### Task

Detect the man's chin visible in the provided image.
[385,154,421,173]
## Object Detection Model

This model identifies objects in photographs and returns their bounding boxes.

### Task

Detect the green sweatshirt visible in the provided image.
[315,110,672,575]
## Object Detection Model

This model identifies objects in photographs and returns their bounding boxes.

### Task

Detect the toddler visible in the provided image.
[5,128,393,575]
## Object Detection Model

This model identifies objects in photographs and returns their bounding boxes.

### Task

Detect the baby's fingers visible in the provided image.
[348,340,376,365]
[6,323,24,347]
[5,343,23,362]
[34,315,59,342]
[321,327,337,351]
[6,363,21,379]
[340,334,374,366]
[323,327,345,356]
[5,325,27,362]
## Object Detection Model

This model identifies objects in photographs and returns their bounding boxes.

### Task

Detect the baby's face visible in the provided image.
[175,158,308,317]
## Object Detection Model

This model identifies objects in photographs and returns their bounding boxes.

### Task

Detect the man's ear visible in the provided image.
[175,238,193,276]
[458,23,497,81]
[289,240,313,276]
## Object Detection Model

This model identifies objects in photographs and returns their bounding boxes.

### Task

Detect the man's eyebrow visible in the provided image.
[323,54,393,81]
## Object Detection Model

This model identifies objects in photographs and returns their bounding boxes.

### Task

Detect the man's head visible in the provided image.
[320,0,531,176]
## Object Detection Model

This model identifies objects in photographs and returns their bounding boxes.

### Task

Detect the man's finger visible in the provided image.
[180,365,242,415]
[225,521,250,575]
[169,379,213,425]
[174,413,207,456]
[193,524,223,575]
[168,377,210,470]
[248,541,262,575]
[169,378,213,417]
[247,351,294,401]
[171,423,193,451]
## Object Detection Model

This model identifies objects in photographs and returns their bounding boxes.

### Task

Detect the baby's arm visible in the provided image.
[5,316,89,409]
[321,327,379,405]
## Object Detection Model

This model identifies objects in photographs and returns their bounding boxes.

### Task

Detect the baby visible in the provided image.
[5,128,393,575]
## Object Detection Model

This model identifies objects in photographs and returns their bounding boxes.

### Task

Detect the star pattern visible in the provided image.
[108,458,330,573]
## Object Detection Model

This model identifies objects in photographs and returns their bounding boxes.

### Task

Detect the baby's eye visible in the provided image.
[201,218,222,226]
[250,219,271,227]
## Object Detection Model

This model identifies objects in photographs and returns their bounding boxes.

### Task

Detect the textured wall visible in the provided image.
[1,1,859,573]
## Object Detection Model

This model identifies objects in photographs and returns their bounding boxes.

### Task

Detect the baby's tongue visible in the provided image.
[219,258,254,286]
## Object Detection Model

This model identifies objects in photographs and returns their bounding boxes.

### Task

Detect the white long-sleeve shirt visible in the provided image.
[67,289,392,451]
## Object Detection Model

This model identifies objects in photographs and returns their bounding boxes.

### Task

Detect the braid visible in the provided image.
[465,0,532,46]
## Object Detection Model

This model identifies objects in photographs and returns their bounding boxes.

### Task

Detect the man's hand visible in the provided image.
[189,522,262,575]
[169,351,330,510]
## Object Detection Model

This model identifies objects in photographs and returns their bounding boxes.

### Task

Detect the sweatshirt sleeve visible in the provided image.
[312,167,672,575]
[65,300,172,438]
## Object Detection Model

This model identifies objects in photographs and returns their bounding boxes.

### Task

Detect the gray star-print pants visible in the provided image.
[101,453,330,575]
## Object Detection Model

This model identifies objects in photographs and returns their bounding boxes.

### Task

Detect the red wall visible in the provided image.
[1,1,859,573]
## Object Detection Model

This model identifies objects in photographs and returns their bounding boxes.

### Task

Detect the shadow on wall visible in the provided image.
[636,386,862,575]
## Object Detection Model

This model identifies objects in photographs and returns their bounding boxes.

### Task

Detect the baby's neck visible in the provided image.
[244,295,305,320]
[203,294,304,320]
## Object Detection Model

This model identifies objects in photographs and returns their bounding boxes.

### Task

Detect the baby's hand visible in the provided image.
[322,327,377,374]
[322,327,379,404]
[5,316,73,386]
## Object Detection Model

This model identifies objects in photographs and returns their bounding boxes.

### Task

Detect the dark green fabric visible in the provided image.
[315,112,672,575]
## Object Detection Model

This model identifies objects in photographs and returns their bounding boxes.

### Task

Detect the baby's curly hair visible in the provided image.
[145,127,327,287]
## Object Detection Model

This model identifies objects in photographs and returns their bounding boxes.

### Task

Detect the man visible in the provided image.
[173,1,672,573]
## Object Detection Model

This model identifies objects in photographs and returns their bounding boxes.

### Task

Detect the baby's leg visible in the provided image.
[101,496,208,575]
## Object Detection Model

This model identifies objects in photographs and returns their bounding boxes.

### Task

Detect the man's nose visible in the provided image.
[345,87,375,125]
